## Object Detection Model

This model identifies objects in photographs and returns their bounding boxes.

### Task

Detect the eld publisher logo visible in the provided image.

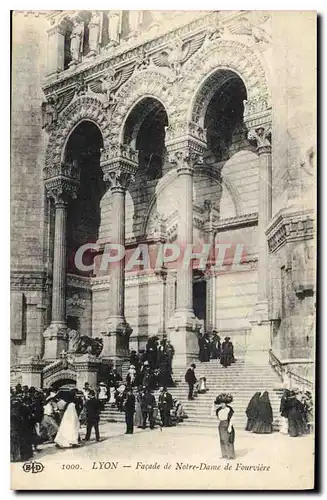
[22,461,44,474]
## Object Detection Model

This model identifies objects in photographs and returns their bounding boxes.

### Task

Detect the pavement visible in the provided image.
[11,422,315,490]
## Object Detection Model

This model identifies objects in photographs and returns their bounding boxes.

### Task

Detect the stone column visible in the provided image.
[100,146,138,368]
[203,201,219,333]
[46,22,67,76]
[43,181,78,360]
[167,141,205,368]
[248,125,272,310]
[247,125,272,358]
[155,266,167,338]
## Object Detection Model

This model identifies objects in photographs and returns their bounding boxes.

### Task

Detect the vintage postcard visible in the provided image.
[10,9,316,490]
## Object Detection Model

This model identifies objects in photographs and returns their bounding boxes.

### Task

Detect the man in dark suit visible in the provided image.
[141,388,156,429]
[123,386,136,434]
[158,387,173,427]
[185,363,197,400]
[84,390,102,442]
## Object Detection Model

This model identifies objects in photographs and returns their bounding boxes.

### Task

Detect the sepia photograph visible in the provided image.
[10,8,316,490]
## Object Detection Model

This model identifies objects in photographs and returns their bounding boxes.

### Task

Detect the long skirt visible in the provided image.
[40,415,59,442]
[54,403,80,448]
[252,419,273,434]
[218,420,235,459]
[288,416,304,437]
[245,417,255,431]
[134,402,143,427]
[279,416,288,435]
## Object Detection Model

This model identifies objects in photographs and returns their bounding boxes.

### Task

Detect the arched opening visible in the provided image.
[65,121,106,275]
[202,71,247,162]
[50,378,76,391]
[123,97,168,181]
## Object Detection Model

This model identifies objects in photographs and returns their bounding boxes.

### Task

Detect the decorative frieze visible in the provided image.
[11,271,47,291]
[266,210,315,254]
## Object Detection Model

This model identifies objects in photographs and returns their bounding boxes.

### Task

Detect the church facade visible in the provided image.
[11,10,316,389]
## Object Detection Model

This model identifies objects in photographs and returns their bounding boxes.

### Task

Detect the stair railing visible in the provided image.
[269,349,314,393]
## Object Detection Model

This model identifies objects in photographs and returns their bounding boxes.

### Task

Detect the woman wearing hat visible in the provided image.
[39,393,60,442]
[215,393,235,459]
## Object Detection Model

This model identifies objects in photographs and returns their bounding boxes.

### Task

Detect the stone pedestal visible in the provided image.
[46,23,66,76]
[74,355,101,390]
[168,310,200,369]
[20,359,46,388]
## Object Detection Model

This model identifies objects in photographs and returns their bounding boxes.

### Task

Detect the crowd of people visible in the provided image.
[10,376,187,462]
[245,389,313,437]
[124,335,175,390]
[198,332,235,368]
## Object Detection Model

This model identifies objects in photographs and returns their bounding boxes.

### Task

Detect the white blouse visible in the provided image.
[217,407,230,422]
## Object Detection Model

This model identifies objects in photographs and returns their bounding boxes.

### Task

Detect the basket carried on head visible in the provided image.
[214,393,233,405]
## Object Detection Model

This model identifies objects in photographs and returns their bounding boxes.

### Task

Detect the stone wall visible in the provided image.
[267,12,316,362]
[11,14,49,363]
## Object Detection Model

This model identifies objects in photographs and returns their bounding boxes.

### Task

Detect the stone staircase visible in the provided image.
[100,358,283,429]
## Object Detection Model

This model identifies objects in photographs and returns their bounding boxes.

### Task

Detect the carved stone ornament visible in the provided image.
[102,168,135,192]
[168,149,202,174]
[66,292,86,309]
[248,125,272,153]
[45,96,111,170]
[45,178,79,205]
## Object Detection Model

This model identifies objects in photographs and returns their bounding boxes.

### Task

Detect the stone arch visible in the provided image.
[108,69,174,146]
[174,39,271,128]
[43,370,77,388]
[45,95,111,172]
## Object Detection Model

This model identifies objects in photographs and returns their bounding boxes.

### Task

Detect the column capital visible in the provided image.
[100,145,138,191]
[166,134,206,173]
[248,125,272,154]
[104,168,135,193]
[45,178,79,206]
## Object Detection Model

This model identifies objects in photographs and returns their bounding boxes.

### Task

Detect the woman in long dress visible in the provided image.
[245,392,261,431]
[279,389,290,435]
[252,391,273,434]
[286,391,305,437]
[216,400,235,459]
[54,394,80,449]
[134,387,144,428]
[39,396,59,442]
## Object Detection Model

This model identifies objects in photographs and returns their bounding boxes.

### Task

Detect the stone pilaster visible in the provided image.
[247,125,272,359]
[46,21,68,76]
[100,146,138,365]
[166,136,206,368]
[43,178,79,360]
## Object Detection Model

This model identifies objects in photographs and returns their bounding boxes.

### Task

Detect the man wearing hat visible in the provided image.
[185,364,197,400]
[84,390,102,442]
[123,386,136,434]
[158,387,173,427]
[141,387,156,429]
